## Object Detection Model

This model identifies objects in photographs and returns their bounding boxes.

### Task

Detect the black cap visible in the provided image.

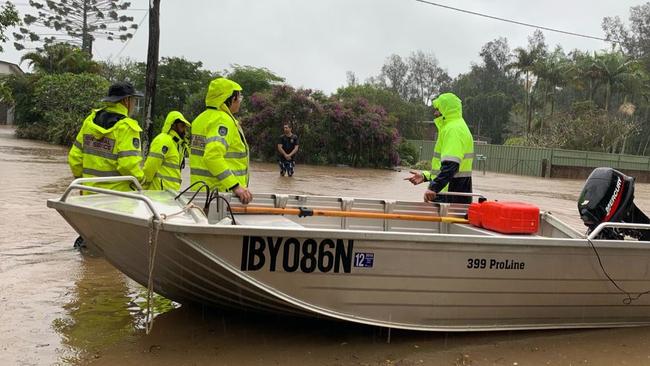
[101,81,144,102]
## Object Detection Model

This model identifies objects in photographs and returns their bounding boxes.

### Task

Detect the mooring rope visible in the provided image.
[144,203,204,334]
[145,216,161,335]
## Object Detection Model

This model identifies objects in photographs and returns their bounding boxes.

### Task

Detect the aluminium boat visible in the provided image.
[47,175,650,331]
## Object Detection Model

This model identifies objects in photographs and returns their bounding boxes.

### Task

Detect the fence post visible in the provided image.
[548,149,554,178]
[618,153,622,169]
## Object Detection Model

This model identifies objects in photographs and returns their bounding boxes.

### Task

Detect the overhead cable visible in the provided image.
[415,0,621,44]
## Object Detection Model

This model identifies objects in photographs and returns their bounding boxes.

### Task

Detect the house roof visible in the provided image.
[0,60,24,75]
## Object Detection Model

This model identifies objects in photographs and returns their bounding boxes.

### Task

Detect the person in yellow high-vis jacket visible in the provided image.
[189,78,252,204]
[143,111,191,191]
[68,81,145,192]
[405,92,474,204]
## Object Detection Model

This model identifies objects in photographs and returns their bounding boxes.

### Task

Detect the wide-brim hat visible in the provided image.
[101,81,144,102]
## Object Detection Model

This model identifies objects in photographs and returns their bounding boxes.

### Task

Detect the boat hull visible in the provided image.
[52,202,650,331]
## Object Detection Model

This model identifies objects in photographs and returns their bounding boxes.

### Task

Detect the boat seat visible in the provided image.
[233,214,305,228]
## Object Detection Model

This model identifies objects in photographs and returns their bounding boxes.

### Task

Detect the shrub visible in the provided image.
[411,160,431,170]
[321,97,400,167]
[15,73,109,145]
[243,85,324,163]
[242,85,401,167]
[397,140,419,165]
[503,136,526,146]
[6,73,42,127]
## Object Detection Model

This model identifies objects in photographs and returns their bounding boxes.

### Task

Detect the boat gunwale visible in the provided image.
[47,198,650,251]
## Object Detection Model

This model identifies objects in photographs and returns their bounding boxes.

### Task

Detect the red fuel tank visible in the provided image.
[468,201,540,234]
[468,202,483,227]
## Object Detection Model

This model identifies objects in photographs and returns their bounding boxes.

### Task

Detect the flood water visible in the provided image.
[2,125,650,365]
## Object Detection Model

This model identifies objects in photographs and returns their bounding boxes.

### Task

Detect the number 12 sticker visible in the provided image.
[354,252,374,268]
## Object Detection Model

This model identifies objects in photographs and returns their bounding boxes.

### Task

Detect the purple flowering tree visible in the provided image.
[242,85,401,167]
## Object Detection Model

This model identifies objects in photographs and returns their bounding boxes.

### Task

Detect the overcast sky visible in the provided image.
[5,0,644,93]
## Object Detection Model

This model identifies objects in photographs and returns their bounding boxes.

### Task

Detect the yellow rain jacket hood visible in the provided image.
[161,110,191,134]
[143,110,191,191]
[190,78,249,192]
[205,78,242,109]
[432,92,463,127]
[423,92,474,188]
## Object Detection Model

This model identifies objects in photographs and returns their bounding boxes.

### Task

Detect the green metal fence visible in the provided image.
[407,139,650,177]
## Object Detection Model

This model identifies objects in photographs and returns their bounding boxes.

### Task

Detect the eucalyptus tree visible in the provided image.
[405,50,450,105]
[451,37,522,144]
[602,3,650,69]
[380,54,410,100]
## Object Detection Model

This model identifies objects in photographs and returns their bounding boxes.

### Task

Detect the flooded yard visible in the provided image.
[2,126,650,365]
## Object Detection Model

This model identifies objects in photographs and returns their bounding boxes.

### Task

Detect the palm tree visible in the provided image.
[21,43,100,74]
[567,51,600,103]
[534,50,568,132]
[507,47,540,136]
[592,51,643,111]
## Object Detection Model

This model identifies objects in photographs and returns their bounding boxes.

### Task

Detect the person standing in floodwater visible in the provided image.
[405,92,474,204]
[277,122,299,177]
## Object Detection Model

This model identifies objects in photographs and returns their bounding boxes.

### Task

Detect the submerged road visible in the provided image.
[2,126,650,365]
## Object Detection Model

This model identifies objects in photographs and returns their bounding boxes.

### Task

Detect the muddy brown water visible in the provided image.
[2,126,650,365]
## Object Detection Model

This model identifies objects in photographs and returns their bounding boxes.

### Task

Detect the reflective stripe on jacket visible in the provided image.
[189,78,249,191]
[143,111,190,191]
[422,93,474,192]
[68,103,144,192]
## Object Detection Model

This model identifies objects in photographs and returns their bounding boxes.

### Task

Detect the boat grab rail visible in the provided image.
[436,192,486,199]
[64,176,143,193]
[588,222,650,241]
[59,176,161,221]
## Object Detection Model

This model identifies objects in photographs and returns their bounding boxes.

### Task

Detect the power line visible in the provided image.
[414,0,620,44]
[111,10,148,60]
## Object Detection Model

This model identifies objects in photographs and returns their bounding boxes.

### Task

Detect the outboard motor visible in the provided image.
[578,167,650,240]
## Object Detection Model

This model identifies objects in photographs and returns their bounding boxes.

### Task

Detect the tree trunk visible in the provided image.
[550,92,555,116]
[81,0,90,56]
[643,134,650,156]
[525,71,531,136]
[143,0,161,154]
[605,82,611,112]
[639,106,650,155]
[540,83,549,134]
[527,92,533,136]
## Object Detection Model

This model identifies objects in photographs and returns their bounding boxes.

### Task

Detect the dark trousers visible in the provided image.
[279,159,295,175]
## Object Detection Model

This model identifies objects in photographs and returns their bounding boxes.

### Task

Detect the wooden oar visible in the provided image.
[230,206,469,224]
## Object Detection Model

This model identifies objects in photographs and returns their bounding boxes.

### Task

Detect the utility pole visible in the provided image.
[143,0,160,154]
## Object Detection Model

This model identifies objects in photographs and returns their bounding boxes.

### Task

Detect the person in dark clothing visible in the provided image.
[405,93,474,204]
[277,123,299,177]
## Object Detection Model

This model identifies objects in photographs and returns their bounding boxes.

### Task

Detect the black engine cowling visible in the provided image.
[578,167,650,240]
